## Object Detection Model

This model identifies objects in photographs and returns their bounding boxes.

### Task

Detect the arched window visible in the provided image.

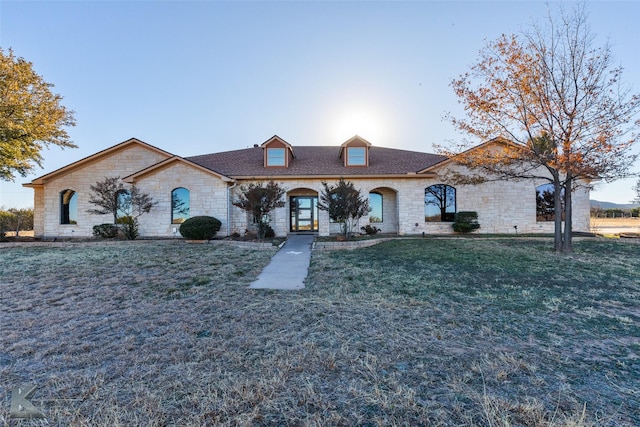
[369,192,383,223]
[536,183,564,221]
[425,184,456,222]
[60,189,78,224]
[116,189,132,224]
[172,187,190,224]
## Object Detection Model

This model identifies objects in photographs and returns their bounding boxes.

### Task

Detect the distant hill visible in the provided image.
[590,200,639,210]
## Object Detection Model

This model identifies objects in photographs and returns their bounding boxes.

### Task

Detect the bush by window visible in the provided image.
[179,216,222,240]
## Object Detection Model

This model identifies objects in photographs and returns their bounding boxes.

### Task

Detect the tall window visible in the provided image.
[536,183,564,221]
[267,148,286,166]
[425,184,456,222]
[60,189,78,224]
[116,190,132,223]
[347,147,366,165]
[369,192,383,223]
[172,187,190,224]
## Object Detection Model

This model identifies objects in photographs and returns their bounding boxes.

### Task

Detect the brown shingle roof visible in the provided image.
[186,146,447,178]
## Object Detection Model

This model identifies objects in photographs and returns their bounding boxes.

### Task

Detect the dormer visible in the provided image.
[339,135,372,167]
[261,135,295,168]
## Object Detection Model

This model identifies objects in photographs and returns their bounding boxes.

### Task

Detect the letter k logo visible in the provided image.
[10,384,45,419]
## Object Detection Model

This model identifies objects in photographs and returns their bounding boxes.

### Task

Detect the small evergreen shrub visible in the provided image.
[361,224,381,235]
[93,223,119,238]
[179,216,222,240]
[263,224,275,238]
[120,217,139,240]
[452,211,480,233]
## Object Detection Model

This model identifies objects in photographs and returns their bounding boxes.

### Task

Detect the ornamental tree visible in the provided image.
[87,176,156,239]
[318,179,370,238]
[0,48,76,181]
[443,4,640,253]
[233,180,286,239]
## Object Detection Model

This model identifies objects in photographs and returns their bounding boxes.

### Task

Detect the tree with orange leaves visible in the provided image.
[443,4,640,253]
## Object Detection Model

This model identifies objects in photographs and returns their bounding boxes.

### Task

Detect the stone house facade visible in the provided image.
[24,136,590,238]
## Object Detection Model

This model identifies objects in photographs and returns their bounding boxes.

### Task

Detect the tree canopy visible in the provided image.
[0,48,76,181]
[318,179,370,238]
[233,180,286,238]
[87,177,156,239]
[443,4,640,252]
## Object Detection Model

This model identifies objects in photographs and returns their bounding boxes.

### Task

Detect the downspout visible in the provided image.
[227,180,237,236]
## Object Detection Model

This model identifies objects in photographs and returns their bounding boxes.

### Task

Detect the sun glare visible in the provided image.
[331,107,386,144]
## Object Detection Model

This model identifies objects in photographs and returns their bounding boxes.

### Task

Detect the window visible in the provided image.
[60,189,78,224]
[536,183,564,221]
[171,187,190,224]
[425,184,456,222]
[347,147,366,166]
[115,190,132,223]
[369,192,383,223]
[267,148,286,166]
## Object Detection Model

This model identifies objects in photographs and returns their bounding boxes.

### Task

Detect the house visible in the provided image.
[23,135,591,239]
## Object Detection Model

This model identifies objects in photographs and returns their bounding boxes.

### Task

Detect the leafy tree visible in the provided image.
[444,4,640,252]
[318,179,370,238]
[0,48,76,181]
[1,207,34,236]
[87,177,156,239]
[87,177,125,224]
[232,180,286,239]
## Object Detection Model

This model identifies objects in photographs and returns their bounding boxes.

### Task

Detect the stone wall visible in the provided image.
[33,146,591,239]
[133,162,230,237]
[230,173,590,237]
[37,145,170,238]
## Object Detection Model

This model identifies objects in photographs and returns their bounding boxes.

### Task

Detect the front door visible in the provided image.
[290,196,318,232]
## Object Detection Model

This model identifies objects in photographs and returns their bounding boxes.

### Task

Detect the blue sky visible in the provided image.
[1,1,639,208]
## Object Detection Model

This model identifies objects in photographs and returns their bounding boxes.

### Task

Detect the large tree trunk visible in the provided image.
[562,177,573,253]
[552,176,563,253]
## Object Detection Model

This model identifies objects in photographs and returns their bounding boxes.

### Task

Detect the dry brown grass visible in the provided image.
[591,217,640,229]
[1,238,638,426]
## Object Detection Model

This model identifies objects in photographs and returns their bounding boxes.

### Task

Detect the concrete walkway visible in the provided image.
[249,234,315,290]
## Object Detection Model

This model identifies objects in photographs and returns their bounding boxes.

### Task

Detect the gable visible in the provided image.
[122,156,232,183]
[24,138,174,186]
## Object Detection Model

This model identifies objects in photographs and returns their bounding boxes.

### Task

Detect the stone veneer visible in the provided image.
[30,143,590,239]
[34,145,170,239]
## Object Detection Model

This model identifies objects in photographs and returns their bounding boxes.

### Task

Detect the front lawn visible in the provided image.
[1,238,638,426]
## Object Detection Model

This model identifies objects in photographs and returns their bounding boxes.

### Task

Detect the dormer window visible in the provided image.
[340,136,371,167]
[347,147,366,166]
[267,148,286,166]
[262,135,294,168]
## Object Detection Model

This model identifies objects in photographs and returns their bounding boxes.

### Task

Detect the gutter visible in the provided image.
[227,180,237,236]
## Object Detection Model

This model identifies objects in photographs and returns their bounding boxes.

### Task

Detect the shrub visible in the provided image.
[452,211,480,233]
[179,216,222,240]
[120,217,139,240]
[263,224,275,238]
[361,224,381,235]
[93,223,119,238]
